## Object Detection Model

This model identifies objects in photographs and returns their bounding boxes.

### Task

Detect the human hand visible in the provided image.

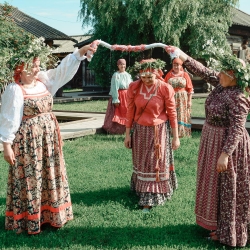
[78,43,97,57]
[245,86,250,94]
[86,40,99,61]
[216,152,229,173]
[113,103,120,107]
[3,143,15,165]
[172,137,180,150]
[124,135,132,149]
[187,100,192,109]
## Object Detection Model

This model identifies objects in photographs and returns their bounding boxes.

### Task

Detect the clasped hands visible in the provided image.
[165,45,180,59]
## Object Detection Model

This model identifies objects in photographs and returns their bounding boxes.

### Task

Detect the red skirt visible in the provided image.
[102,89,127,134]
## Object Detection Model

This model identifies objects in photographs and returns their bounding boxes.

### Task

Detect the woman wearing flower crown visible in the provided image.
[164,58,193,137]
[165,45,250,247]
[102,59,133,134]
[124,58,180,212]
[0,44,96,234]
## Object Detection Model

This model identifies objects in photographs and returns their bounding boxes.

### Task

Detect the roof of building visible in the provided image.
[232,8,250,27]
[53,35,92,53]
[0,4,75,41]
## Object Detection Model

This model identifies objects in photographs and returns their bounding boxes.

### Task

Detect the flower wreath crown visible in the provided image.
[214,54,250,90]
[0,3,59,89]
[202,41,250,90]
[127,59,166,79]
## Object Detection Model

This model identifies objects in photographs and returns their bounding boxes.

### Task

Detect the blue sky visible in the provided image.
[1,0,250,36]
[1,0,90,35]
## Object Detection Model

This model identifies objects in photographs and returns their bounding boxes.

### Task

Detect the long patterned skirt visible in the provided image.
[130,121,177,207]
[174,91,191,137]
[195,122,223,230]
[196,122,250,247]
[5,112,73,234]
[216,128,250,247]
[102,90,127,134]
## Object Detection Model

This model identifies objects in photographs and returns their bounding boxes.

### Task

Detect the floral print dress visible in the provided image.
[5,85,73,234]
[167,76,191,137]
[164,71,193,138]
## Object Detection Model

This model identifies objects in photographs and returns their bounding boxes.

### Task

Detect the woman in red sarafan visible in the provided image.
[164,58,193,137]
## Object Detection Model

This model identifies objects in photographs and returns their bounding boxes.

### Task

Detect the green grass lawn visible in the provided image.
[191,99,205,118]
[0,132,227,249]
[53,100,109,113]
[53,99,250,120]
[1,98,247,249]
[63,88,83,93]
[53,99,207,118]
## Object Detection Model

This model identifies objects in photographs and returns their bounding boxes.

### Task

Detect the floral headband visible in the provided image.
[127,58,166,80]
[202,41,250,90]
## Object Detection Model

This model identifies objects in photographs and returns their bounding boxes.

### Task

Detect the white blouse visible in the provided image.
[0,49,86,144]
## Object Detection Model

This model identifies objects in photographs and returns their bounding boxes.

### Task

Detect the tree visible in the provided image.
[79,0,239,87]
[0,3,57,93]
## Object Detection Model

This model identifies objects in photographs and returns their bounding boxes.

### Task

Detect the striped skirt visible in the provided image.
[130,121,177,207]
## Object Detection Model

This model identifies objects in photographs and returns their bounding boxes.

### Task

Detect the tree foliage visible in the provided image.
[0,3,58,93]
[79,0,239,87]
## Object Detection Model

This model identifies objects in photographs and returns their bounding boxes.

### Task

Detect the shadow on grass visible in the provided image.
[0,224,226,249]
[71,187,138,210]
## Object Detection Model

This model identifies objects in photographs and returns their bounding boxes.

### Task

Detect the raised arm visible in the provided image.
[38,44,96,96]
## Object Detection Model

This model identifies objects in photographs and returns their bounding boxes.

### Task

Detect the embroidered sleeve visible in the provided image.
[0,83,23,144]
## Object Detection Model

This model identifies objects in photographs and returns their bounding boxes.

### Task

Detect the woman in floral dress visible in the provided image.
[124,59,180,212]
[0,44,95,234]
[164,58,193,137]
[103,59,132,134]
[166,45,250,247]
